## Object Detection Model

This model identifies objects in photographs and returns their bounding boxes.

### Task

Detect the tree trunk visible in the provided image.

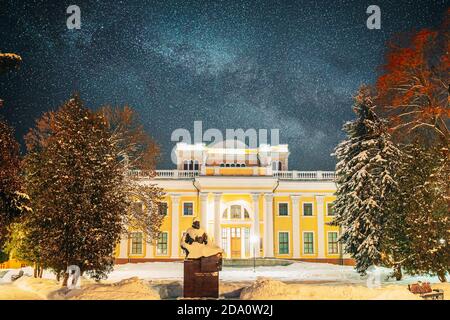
[62,272,69,287]
[393,264,402,281]
[437,271,447,283]
[38,267,43,278]
[33,263,37,278]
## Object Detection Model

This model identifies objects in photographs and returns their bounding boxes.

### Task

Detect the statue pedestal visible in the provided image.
[183,254,222,298]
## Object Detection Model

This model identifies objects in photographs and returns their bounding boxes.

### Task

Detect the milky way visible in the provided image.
[0,0,447,169]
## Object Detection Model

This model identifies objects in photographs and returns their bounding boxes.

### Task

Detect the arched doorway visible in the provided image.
[220,202,252,259]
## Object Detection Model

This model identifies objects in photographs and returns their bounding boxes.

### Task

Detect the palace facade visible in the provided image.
[115,140,352,265]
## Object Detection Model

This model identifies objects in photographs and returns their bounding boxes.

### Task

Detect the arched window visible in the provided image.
[244,208,250,219]
[241,163,246,167]
[236,163,241,167]
[222,208,228,219]
[230,163,235,167]
[230,205,241,219]
[225,163,230,167]
[220,163,225,167]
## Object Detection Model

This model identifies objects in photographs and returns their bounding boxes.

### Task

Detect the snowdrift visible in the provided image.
[240,279,423,300]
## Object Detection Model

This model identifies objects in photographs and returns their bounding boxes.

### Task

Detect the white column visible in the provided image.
[213,193,222,245]
[119,235,128,259]
[291,195,301,259]
[241,227,246,258]
[226,228,231,258]
[200,192,209,230]
[264,193,274,257]
[170,194,180,258]
[316,195,325,259]
[251,193,260,258]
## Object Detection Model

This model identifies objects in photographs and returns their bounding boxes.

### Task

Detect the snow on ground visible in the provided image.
[0,261,447,300]
[106,261,442,285]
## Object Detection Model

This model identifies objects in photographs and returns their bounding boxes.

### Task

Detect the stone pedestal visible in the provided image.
[183,254,222,298]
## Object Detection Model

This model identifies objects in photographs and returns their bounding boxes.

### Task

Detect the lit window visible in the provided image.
[278,203,288,216]
[230,205,241,219]
[183,202,194,216]
[131,232,143,255]
[303,203,313,216]
[279,232,289,254]
[304,232,314,254]
[157,232,168,255]
[328,232,339,254]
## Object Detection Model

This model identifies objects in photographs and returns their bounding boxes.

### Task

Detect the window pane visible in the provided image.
[230,205,241,219]
[183,203,193,215]
[328,232,339,254]
[157,232,168,255]
[279,203,288,216]
[279,232,289,254]
[304,232,314,254]
[327,203,335,216]
[132,202,143,215]
[131,232,143,255]
[158,202,168,216]
[303,203,313,216]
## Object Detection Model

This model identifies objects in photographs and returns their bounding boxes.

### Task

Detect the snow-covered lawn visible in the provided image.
[0,261,447,300]
[107,261,442,285]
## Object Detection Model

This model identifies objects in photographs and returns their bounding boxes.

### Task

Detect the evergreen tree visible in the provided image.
[24,95,127,284]
[23,95,164,284]
[389,144,449,282]
[0,119,30,247]
[332,87,402,274]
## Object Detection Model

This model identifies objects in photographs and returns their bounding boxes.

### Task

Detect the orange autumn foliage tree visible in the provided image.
[376,9,449,143]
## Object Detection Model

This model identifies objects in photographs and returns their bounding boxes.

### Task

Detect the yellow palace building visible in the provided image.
[115,140,352,265]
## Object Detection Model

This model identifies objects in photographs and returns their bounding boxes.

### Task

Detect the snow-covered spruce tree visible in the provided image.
[23,96,164,284]
[332,87,402,274]
[0,119,30,251]
[394,143,449,282]
[24,95,127,284]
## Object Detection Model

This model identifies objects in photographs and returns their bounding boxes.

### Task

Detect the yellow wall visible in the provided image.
[116,193,339,260]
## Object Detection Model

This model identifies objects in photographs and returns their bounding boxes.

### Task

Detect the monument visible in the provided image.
[181,218,223,298]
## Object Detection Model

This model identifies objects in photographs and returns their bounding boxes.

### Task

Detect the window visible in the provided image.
[230,205,241,219]
[272,161,282,171]
[132,202,143,214]
[328,232,339,254]
[278,203,288,216]
[222,208,228,219]
[244,228,250,257]
[243,208,250,219]
[157,232,168,255]
[304,232,314,254]
[327,203,335,216]
[183,202,194,216]
[158,202,168,216]
[303,203,313,216]
[193,160,199,171]
[130,232,143,255]
[279,232,289,254]
[221,228,228,254]
[220,163,225,167]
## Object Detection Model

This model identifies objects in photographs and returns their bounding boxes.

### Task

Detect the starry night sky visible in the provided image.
[0,0,448,170]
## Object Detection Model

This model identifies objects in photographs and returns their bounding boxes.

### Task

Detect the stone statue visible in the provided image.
[180,218,223,259]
